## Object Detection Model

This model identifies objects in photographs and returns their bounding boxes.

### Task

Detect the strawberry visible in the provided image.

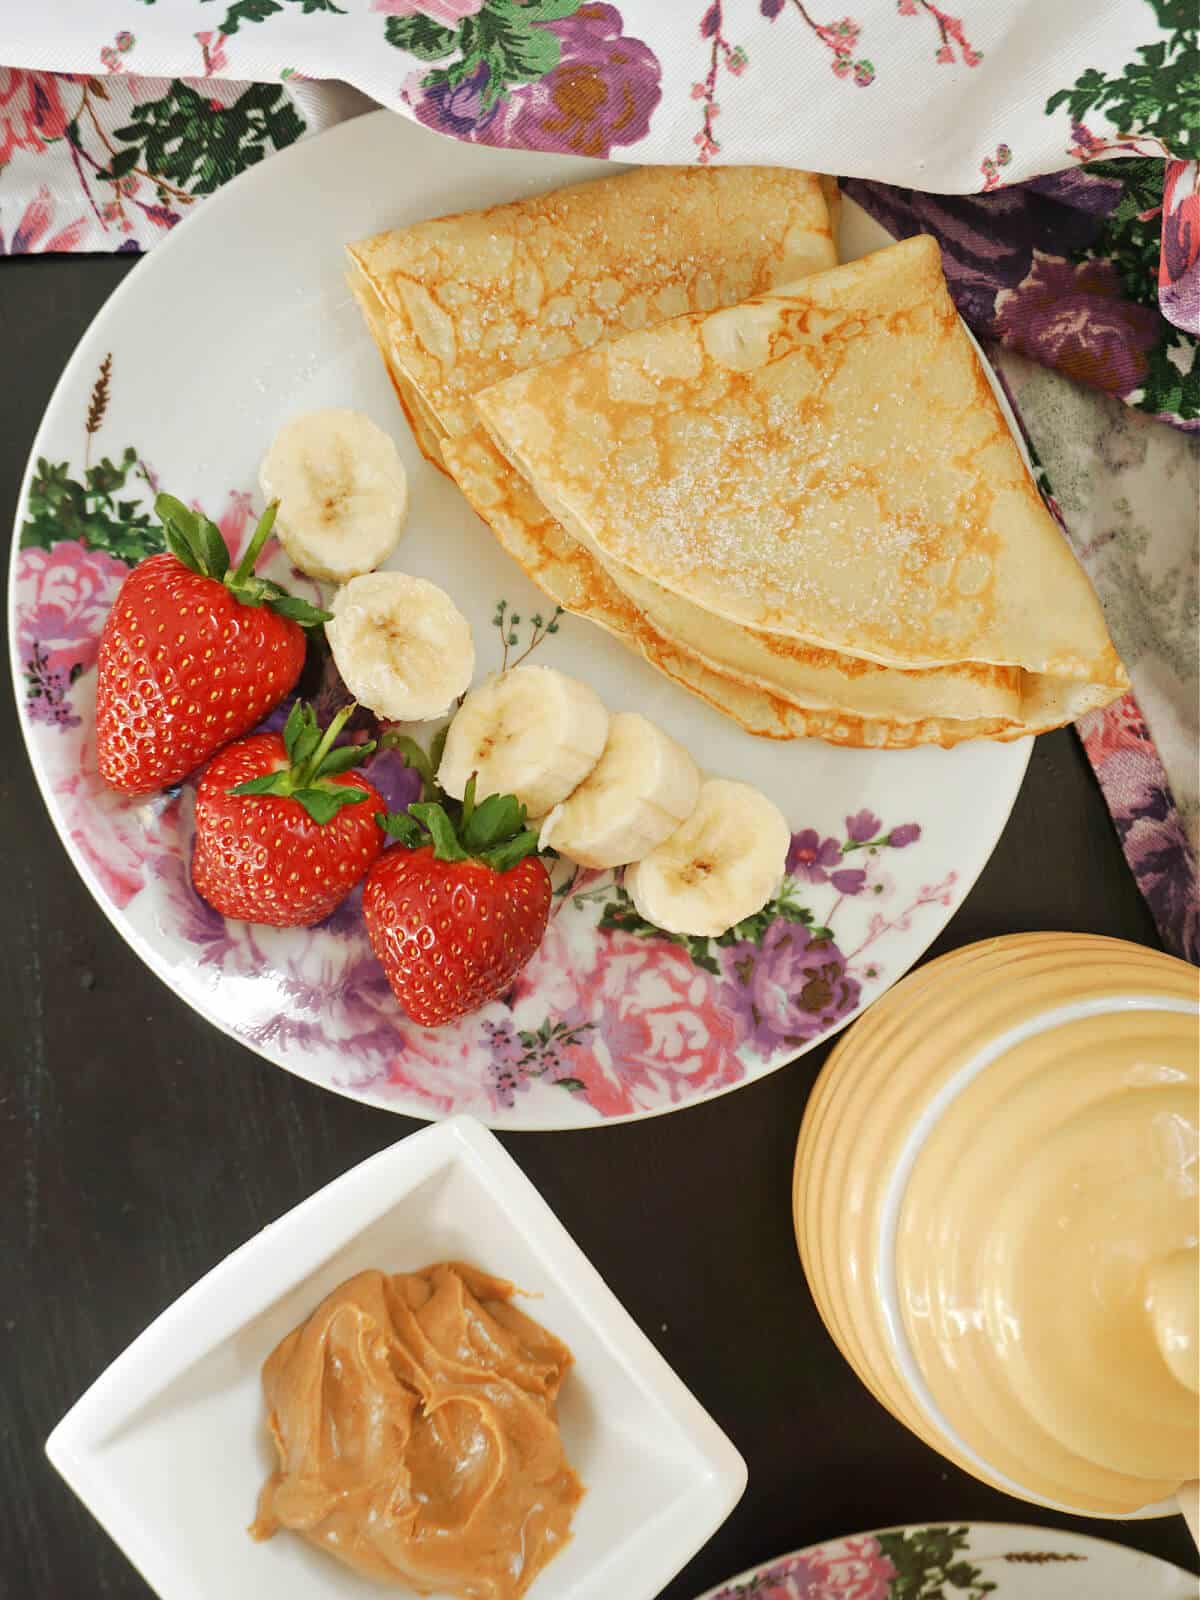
[192,702,385,927]
[363,778,551,1027]
[96,493,329,797]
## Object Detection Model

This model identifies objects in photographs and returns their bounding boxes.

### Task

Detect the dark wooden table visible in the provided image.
[2,254,1196,1599]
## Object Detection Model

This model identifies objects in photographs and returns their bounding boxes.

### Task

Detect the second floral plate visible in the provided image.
[10,111,1030,1128]
[691,1523,1199,1600]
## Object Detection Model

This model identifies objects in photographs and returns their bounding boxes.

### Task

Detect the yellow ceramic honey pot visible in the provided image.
[795,932,1198,1519]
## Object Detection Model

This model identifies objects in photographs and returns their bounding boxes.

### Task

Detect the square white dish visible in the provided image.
[46,1116,746,1600]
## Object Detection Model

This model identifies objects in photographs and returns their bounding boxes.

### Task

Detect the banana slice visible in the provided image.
[326,571,474,722]
[260,408,408,583]
[624,778,790,938]
[438,665,609,819]
[539,712,700,869]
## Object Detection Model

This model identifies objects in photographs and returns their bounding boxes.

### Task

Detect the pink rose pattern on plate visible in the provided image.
[708,1534,902,1599]
[703,1523,1100,1598]
[16,540,130,728]
[11,355,964,1122]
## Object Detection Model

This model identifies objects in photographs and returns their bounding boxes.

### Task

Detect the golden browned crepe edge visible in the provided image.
[345,164,839,441]
[440,429,1033,749]
[348,257,449,471]
[593,544,1025,725]
[349,183,1124,742]
[614,557,1124,728]
[391,368,450,471]
[472,234,1128,703]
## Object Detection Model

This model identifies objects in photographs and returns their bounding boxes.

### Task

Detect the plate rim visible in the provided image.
[8,108,1032,1130]
[688,1519,1199,1598]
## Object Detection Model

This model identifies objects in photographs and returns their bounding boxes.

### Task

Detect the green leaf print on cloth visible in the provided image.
[384,15,460,62]
[210,0,347,35]
[1046,0,1200,160]
[394,3,662,159]
[387,0,583,111]
[1089,158,1170,308]
[108,82,305,194]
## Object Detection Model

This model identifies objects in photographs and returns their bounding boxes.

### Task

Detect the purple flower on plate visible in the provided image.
[306,648,370,732]
[254,698,293,737]
[170,866,258,967]
[316,880,368,940]
[361,746,423,816]
[995,253,1161,396]
[484,4,661,159]
[846,808,882,842]
[709,1537,899,1599]
[830,866,867,895]
[787,828,841,880]
[720,921,861,1057]
[256,645,371,741]
[788,828,867,893]
[482,1018,530,1110]
[888,822,921,848]
[22,643,82,729]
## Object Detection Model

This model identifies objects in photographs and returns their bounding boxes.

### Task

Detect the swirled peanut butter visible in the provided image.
[251,1262,583,1597]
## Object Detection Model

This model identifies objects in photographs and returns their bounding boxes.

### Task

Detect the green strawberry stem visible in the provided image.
[153,491,330,628]
[229,499,279,588]
[301,702,355,783]
[228,701,377,826]
[377,775,541,873]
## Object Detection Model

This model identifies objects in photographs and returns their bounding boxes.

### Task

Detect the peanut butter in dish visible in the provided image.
[250,1262,583,1597]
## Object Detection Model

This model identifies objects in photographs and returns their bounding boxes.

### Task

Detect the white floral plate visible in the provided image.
[10,111,1031,1128]
[693,1523,1199,1599]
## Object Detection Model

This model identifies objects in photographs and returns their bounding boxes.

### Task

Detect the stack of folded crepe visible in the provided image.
[348,169,1126,748]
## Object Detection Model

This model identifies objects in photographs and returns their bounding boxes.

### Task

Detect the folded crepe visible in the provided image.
[349,161,986,745]
[472,234,1127,731]
[346,164,839,464]
[441,424,1016,745]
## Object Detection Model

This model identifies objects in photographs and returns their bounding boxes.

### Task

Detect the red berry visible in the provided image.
[363,846,551,1028]
[192,731,384,928]
[96,494,328,797]
[96,554,305,796]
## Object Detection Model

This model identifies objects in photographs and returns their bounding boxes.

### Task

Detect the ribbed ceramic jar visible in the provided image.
[794,933,1198,1517]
